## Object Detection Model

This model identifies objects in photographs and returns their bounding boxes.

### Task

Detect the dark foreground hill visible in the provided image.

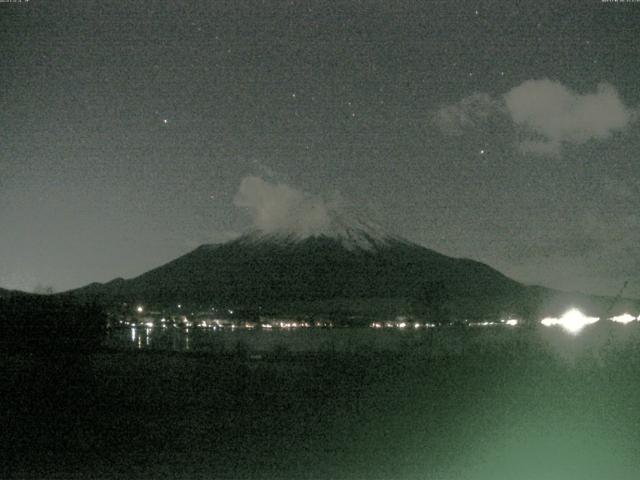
[0,295,106,353]
[0,288,32,300]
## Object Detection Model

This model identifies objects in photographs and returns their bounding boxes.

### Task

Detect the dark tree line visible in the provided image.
[0,295,106,354]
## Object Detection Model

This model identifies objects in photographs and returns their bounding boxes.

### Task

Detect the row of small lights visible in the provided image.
[540,309,639,335]
[370,310,640,336]
[370,319,516,329]
[370,321,438,329]
[129,308,334,330]
[136,305,233,315]
[132,306,639,336]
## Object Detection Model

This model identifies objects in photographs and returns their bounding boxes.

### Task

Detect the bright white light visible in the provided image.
[610,313,636,325]
[397,322,407,329]
[540,308,599,334]
[145,322,154,328]
[505,319,518,326]
[136,305,144,313]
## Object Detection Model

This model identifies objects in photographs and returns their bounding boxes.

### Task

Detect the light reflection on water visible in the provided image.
[109,325,444,353]
[105,322,640,356]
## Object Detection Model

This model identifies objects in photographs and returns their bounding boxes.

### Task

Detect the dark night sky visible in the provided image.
[1,0,639,297]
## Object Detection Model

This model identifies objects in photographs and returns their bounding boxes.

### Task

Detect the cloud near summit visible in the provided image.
[435,79,635,155]
[233,176,333,236]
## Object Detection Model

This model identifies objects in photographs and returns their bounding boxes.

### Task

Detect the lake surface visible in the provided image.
[107,325,442,353]
[8,322,640,480]
[7,321,640,479]
[105,321,640,358]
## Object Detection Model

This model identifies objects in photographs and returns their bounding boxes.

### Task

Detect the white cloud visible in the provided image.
[233,176,332,236]
[434,93,499,135]
[504,79,633,155]
[435,79,635,156]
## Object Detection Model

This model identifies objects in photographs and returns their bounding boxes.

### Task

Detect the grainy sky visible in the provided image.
[1,0,639,296]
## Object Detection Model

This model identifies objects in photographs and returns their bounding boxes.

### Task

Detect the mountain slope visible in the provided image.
[65,217,639,320]
[67,228,542,319]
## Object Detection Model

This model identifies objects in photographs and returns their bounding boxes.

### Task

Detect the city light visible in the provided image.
[610,313,637,325]
[469,321,498,327]
[136,305,144,313]
[540,308,599,334]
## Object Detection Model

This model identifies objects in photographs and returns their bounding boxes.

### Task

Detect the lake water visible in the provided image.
[9,321,640,479]
[105,321,640,358]
[107,325,442,353]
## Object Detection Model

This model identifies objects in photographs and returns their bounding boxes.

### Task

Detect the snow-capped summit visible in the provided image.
[234,208,406,251]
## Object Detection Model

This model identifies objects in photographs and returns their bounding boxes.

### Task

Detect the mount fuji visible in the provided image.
[64,212,636,321]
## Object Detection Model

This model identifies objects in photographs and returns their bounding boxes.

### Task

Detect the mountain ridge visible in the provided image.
[59,231,542,319]
[58,221,639,320]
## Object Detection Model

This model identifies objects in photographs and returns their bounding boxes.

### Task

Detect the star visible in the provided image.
[163,119,169,124]
[480,149,486,155]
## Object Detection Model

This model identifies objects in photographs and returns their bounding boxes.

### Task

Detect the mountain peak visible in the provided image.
[234,209,404,251]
